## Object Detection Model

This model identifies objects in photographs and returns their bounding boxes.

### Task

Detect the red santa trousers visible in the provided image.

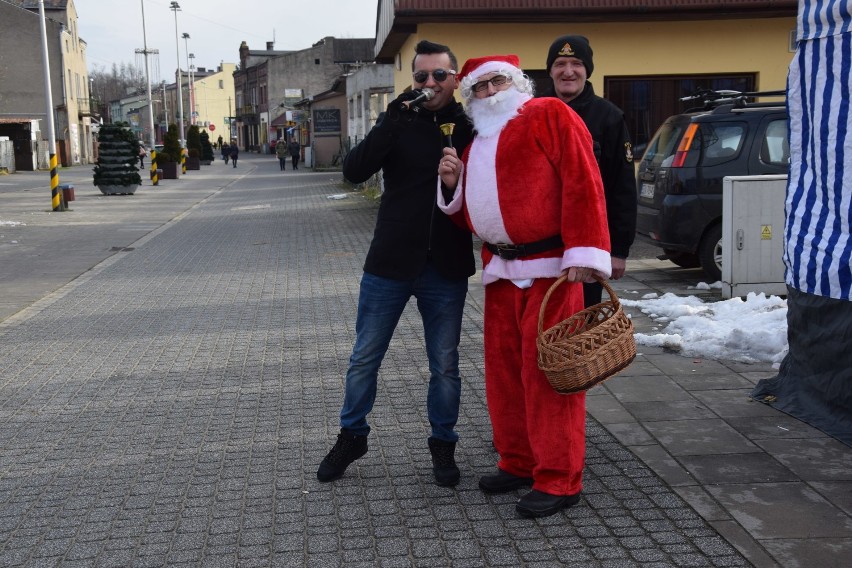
[484,276,586,496]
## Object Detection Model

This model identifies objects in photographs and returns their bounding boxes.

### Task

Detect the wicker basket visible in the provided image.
[536,274,636,393]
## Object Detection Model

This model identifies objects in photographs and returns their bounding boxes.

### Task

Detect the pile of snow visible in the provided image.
[622,284,788,365]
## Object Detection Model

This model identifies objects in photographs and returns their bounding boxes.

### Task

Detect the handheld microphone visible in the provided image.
[400,88,435,110]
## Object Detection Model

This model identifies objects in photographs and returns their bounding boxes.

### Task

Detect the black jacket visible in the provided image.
[343,100,475,281]
[546,83,637,259]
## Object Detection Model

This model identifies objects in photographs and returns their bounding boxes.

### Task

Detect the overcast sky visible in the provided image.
[75,0,378,75]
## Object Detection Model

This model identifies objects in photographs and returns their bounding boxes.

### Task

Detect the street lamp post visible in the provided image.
[37,0,64,211]
[182,33,194,127]
[170,1,186,173]
[188,53,196,125]
[139,0,158,185]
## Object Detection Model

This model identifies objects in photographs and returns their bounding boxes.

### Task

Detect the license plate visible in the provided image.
[640,182,655,199]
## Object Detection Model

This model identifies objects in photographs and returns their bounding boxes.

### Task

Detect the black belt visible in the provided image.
[485,235,563,260]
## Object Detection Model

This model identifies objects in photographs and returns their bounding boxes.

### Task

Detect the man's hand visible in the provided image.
[563,266,594,283]
[611,257,627,280]
[438,147,460,190]
[382,91,424,125]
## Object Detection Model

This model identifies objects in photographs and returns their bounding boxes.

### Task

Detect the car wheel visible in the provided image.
[698,224,723,282]
[664,250,701,269]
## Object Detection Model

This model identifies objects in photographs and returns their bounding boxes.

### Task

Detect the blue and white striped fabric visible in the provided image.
[784,0,852,300]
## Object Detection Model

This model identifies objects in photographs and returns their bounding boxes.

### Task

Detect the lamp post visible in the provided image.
[188,52,196,125]
[161,81,168,137]
[139,0,158,184]
[181,33,193,127]
[37,0,63,210]
[170,1,185,160]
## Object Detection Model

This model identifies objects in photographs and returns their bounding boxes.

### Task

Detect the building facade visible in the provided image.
[374,0,797,151]
[233,37,374,153]
[158,63,236,146]
[0,0,97,170]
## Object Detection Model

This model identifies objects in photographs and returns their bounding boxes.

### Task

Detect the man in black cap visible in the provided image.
[544,35,637,307]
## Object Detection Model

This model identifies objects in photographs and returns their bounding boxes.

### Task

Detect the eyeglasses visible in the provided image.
[472,74,512,93]
[412,69,456,84]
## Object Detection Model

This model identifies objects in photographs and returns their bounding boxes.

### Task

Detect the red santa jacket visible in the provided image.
[439,97,611,285]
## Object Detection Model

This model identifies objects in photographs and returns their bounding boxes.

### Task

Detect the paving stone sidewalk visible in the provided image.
[0,156,771,567]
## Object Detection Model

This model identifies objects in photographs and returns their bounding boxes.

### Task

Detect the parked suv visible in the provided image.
[635,90,788,281]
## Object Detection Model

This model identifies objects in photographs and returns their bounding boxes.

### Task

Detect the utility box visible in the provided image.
[721,175,787,298]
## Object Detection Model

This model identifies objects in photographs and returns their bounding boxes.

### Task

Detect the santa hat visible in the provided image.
[458,54,521,83]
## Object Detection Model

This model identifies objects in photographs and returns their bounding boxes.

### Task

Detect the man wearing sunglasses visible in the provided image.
[544,35,637,307]
[317,40,475,487]
[438,54,610,518]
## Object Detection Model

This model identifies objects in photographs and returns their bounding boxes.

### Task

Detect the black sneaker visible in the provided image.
[428,437,460,487]
[317,429,368,482]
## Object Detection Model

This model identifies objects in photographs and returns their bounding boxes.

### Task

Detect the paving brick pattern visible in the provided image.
[0,163,749,566]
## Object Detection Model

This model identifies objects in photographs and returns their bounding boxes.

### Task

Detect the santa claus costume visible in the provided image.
[438,54,611,516]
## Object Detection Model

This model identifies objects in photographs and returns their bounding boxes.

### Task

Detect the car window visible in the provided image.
[641,121,685,167]
[698,123,745,167]
[760,119,789,166]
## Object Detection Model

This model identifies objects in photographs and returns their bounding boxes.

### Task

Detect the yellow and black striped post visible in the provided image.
[181,147,187,174]
[49,152,65,212]
[150,150,158,186]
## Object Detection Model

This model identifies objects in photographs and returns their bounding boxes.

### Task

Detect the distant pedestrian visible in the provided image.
[288,139,300,170]
[217,135,223,149]
[221,143,230,165]
[275,139,288,171]
[138,143,147,169]
[230,144,239,168]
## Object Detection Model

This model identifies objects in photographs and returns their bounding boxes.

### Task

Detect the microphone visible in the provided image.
[400,88,435,110]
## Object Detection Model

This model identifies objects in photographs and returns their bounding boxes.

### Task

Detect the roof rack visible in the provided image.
[680,89,786,112]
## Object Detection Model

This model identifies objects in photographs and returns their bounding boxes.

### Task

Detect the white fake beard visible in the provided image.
[466,88,531,138]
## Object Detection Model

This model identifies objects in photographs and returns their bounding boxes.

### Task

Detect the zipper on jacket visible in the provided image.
[427,113,438,260]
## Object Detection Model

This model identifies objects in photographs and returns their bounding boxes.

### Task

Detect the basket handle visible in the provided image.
[537,273,620,335]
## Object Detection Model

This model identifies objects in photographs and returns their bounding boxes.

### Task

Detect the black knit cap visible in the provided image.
[546,35,594,78]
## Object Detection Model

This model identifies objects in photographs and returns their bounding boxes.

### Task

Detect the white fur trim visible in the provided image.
[465,60,520,82]
[482,257,563,285]
[561,247,613,279]
[437,177,463,214]
[465,136,509,243]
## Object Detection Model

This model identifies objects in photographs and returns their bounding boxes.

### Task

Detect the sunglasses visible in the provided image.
[412,69,456,84]
[472,74,512,93]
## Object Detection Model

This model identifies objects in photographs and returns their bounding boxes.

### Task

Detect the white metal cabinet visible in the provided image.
[721,175,788,298]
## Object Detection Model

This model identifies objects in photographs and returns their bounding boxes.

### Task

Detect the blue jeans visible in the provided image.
[339,264,468,442]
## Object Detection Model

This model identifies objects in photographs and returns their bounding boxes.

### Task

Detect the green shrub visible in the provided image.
[200,130,214,161]
[162,123,181,163]
[187,125,201,154]
[92,122,142,187]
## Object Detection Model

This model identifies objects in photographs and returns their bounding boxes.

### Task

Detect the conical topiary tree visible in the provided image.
[161,123,181,163]
[92,121,141,195]
[200,129,214,164]
[187,124,202,154]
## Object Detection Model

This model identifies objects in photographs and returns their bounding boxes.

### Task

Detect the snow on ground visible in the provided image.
[621,281,788,365]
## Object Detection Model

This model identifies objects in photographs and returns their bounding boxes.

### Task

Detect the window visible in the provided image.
[219,80,224,89]
[698,123,745,167]
[606,74,755,156]
[760,119,790,166]
[641,121,686,168]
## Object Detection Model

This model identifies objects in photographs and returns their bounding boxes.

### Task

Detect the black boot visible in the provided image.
[516,490,581,518]
[478,469,533,493]
[428,437,460,487]
[317,429,368,482]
